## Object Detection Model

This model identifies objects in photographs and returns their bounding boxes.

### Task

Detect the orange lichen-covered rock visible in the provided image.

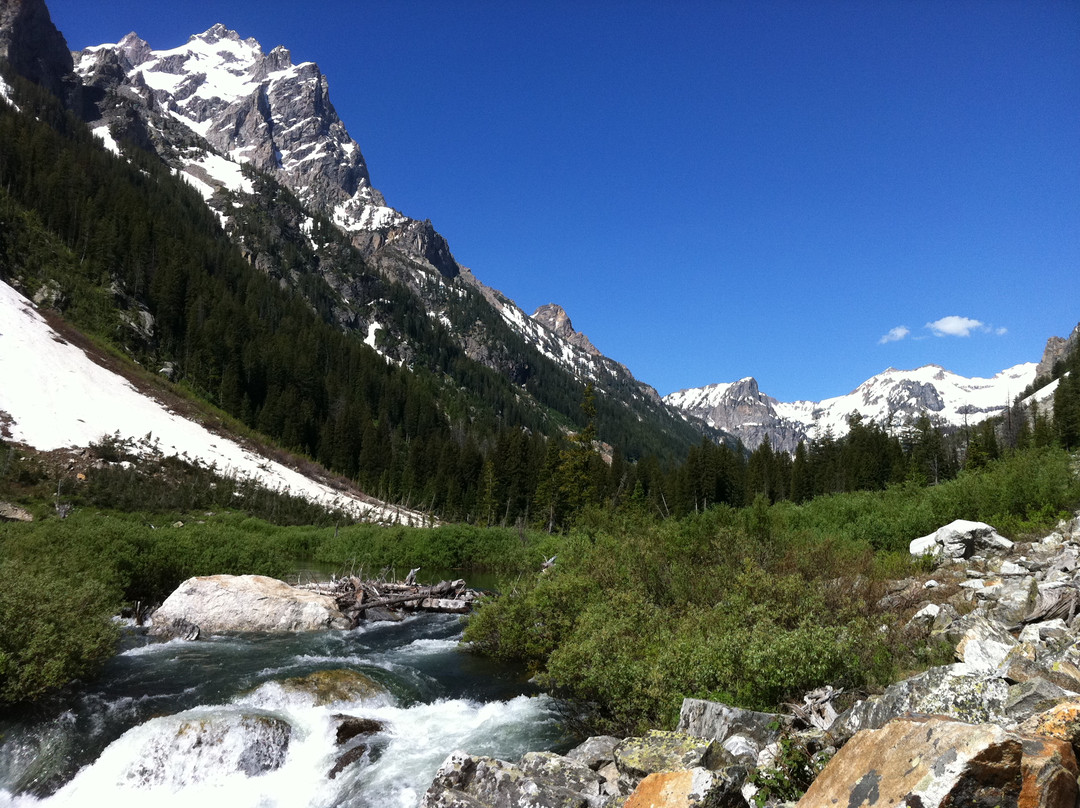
[1021,699,1080,746]
[625,768,717,808]
[796,715,1077,808]
[1019,736,1078,808]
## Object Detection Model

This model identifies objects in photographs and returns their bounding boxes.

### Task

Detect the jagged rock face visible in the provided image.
[666,362,1038,452]
[881,378,944,412]
[0,0,81,107]
[74,25,461,278]
[665,377,807,452]
[532,303,601,357]
[389,219,460,280]
[1037,322,1080,379]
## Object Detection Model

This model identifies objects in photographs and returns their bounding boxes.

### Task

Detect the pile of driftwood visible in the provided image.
[298,573,481,624]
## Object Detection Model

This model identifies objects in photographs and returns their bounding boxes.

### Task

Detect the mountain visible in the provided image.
[0,0,80,108]
[665,362,1039,453]
[68,22,696,454]
[3,0,1074,530]
[0,1,711,528]
[0,278,422,524]
[74,26,444,270]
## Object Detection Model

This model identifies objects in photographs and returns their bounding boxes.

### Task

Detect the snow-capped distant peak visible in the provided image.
[664,362,1039,452]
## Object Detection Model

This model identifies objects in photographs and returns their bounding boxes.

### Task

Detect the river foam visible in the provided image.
[0,615,565,808]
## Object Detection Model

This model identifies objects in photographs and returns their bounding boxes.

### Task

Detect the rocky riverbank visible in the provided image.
[420,510,1080,808]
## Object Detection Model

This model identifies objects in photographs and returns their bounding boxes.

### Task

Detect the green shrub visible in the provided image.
[466,448,1080,735]
[0,556,120,704]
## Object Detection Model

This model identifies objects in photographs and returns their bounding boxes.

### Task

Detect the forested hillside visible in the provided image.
[0,63,702,526]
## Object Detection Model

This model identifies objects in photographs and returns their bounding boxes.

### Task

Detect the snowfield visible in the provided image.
[0,280,425,525]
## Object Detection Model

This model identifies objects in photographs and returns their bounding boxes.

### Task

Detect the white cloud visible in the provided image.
[879,325,910,344]
[926,315,985,338]
[996,326,1007,336]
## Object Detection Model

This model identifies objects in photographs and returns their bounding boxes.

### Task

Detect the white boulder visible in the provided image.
[910,520,1013,559]
[151,574,350,634]
[955,616,1018,674]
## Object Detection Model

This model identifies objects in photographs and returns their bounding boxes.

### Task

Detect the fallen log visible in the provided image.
[420,598,471,614]
[298,576,480,622]
[354,590,431,610]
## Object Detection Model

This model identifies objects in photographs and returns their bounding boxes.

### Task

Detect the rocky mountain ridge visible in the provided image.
[2,0,1073,469]
[1037,322,1080,381]
[665,360,1045,453]
[70,22,671,415]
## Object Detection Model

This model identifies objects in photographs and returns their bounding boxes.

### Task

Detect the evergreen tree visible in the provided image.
[790,440,811,503]
[1054,371,1080,449]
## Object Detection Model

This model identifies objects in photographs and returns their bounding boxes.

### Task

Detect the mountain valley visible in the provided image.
[0,0,1077,525]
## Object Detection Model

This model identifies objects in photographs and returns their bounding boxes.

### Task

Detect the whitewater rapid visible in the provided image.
[0,614,566,808]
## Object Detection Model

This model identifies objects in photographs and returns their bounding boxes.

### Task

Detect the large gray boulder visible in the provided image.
[676,698,789,765]
[151,574,349,634]
[421,750,606,808]
[1004,678,1072,723]
[613,730,727,793]
[910,519,1013,559]
[520,752,609,799]
[831,664,1010,742]
[566,736,622,771]
[0,501,33,522]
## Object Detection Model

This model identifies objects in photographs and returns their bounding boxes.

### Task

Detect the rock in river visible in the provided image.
[150,574,350,635]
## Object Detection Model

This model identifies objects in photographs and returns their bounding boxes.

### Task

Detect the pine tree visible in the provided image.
[1054,371,1080,449]
[790,440,811,503]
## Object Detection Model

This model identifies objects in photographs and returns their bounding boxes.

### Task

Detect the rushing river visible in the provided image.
[0,613,567,808]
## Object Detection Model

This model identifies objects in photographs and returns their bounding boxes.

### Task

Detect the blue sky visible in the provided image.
[47,0,1080,402]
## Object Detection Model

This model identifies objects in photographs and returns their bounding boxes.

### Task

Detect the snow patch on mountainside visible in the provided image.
[1021,376,1061,408]
[0,74,18,110]
[664,381,737,413]
[0,280,423,524]
[91,124,120,155]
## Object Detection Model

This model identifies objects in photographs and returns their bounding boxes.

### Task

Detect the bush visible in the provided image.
[465,448,1080,735]
[0,556,120,705]
[464,509,892,735]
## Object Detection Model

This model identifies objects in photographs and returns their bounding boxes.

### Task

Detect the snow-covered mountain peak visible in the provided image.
[191,23,255,48]
[113,32,152,67]
[75,26,412,239]
[666,362,1039,452]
